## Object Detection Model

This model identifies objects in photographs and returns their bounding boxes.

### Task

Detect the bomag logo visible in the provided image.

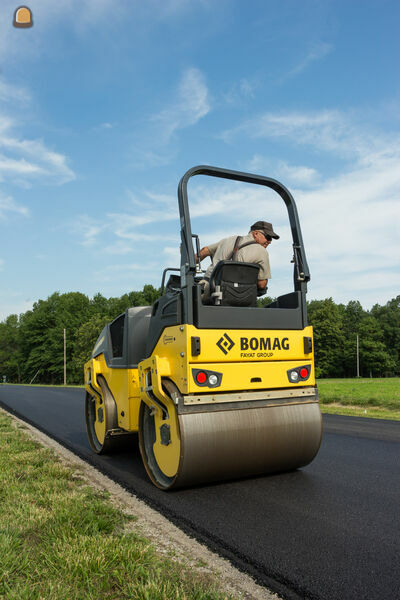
[240,337,289,351]
[216,333,235,355]
[217,334,289,355]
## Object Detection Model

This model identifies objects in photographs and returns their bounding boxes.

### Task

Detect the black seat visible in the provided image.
[207,260,259,306]
[165,274,181,293]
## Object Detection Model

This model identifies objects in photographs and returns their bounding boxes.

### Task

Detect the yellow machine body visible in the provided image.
[85,324,316,427]
[84,165,322,489]
[84,323,321,488]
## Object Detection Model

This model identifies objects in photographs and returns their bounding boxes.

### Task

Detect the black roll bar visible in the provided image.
[177,165,310,322]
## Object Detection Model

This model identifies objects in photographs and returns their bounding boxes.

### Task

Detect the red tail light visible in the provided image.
[192,368,222,388]
[196,371,207,384]
[287,365,311,383]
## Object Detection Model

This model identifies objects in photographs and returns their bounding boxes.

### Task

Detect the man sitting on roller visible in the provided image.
[198,220,279,296]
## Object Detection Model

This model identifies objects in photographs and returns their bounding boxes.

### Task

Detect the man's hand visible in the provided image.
[257,279,268,297]
[257,279,268,290]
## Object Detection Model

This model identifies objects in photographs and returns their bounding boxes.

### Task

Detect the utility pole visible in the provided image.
[356,333,360,378]
[64,328,67,385]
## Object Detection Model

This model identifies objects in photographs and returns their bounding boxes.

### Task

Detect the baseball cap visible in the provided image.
[250,221,280,239]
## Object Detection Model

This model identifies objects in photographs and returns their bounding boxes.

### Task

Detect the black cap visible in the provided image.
[250,221,279,239]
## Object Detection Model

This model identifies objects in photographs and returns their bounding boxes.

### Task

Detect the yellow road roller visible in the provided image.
[84,165,322,489]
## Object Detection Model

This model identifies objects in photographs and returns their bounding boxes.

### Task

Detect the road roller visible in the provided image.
[84,165,322,489]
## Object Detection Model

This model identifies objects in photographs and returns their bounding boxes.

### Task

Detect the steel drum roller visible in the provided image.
[140,389,322,489]
[176,402,322,486]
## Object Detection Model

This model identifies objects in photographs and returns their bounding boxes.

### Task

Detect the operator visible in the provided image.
[198,220,279,296]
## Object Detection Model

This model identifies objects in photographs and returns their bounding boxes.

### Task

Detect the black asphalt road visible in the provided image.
[1,385,399,600]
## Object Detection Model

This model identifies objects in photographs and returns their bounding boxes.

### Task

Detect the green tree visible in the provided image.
[341,300,368,377]
[90,292,111,317]
[71,314,110,383]
[357,315,396,377]
[69,285,162,383]
[257,295,276,307]
[307,298,345,377]
[0,315,23,383]
[371,296,400,375]
[19,292,91,384]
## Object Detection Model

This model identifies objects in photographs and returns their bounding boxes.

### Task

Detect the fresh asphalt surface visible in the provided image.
[1,385,399,600]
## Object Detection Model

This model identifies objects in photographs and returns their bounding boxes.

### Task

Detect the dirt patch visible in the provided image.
[5,409,280,600]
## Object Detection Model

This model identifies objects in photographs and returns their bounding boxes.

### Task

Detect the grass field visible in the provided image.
[318,377,400,420]
[0,411,235,600]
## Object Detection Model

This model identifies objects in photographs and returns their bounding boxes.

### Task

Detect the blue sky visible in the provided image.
[0,0,399,320]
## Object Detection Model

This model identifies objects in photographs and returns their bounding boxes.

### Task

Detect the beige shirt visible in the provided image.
[205,233,271,280]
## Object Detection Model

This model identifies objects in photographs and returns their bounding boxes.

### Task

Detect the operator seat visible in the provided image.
[206,260,259,307]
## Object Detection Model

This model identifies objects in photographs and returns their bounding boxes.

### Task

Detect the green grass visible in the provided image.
[318,377,400,420]
[0,411,235,600]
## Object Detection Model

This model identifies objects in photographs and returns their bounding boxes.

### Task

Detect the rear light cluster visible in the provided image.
[287,365,311,383]
[192,368,222,388]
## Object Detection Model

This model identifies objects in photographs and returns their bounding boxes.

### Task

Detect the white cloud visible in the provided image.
[218,109,400,307]
[246,155,319,186]
[102,241,136,255]
[223,109,400,167]
[292,153,400,307]
[0,120,75,185]
[73,194,179,249]
[0,193,29,219]
[0,79,30,104]
[74,215,105,247]
[93,122,114,132]
[0,116,13,134]
[130,149,176,169]
[283,42,333,80]
[223,77,257,105]
[278,163,319,185]
[0,155,46,176]
[151,67,210,143]
[131,67,210,167]
[163,246,180,258]
[239,78,256,98]
[80,184,279,249]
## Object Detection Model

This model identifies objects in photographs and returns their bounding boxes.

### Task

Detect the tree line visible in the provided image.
[0,287,399,384]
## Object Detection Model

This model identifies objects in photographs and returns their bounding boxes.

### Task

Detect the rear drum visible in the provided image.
[139,380,322,490]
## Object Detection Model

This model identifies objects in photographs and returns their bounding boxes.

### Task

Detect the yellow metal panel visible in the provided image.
[150,325,189,392]
[150,324,314,395]
[138,356,181,477]
[127,368,141,431]
[84,354,141,432]
[84,323,315,428]
[185,325,314,363]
